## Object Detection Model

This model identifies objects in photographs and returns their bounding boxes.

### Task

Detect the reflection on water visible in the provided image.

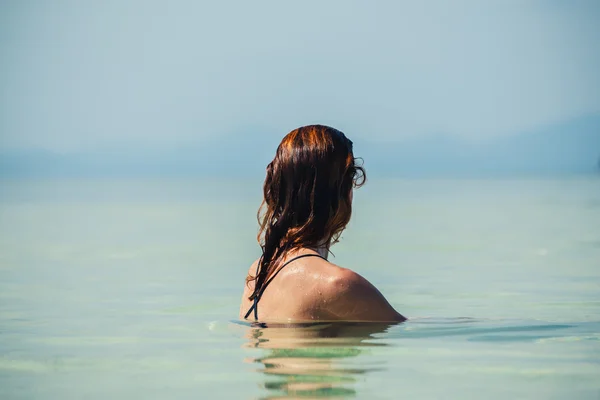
[242,322,397,399]
[238,319,600,399]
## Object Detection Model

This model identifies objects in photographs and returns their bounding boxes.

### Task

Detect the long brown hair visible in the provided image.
[246,125,366,300]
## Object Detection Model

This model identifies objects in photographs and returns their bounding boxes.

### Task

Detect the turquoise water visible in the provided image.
[1,177,599,399]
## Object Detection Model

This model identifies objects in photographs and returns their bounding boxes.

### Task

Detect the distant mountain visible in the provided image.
[0,132,279,178]
[1,114,599,178]
[359,114,600,177]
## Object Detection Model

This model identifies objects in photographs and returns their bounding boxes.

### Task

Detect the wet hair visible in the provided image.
[246,124,366,300]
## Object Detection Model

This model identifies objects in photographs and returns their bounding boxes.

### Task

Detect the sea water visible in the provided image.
[0,177,599,399]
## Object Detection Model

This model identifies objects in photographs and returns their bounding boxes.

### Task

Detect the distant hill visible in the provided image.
[359,114,600,177]
[0,132,279,178]
[1,114,599,178]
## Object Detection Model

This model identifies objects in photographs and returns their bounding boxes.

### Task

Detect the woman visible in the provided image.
[240,125,405,323]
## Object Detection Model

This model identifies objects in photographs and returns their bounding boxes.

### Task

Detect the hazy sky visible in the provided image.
[1,0,599,152]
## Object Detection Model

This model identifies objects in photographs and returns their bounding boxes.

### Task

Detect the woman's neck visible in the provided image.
[307,244,329,260]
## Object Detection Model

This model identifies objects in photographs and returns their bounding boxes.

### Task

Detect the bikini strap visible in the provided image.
[244,253,325,320]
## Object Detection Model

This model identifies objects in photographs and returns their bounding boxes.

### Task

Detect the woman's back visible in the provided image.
[239,249,405,323]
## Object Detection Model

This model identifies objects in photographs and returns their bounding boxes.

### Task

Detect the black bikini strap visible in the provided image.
[244,253,325,320]
[259,254,324,297]
[244,258,264,320]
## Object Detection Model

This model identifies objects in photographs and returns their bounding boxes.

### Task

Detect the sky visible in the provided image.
[0,0,599,156]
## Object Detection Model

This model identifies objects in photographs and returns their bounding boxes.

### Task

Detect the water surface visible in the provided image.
[1,177,599,399]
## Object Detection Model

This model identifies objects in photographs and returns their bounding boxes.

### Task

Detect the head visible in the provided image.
[247,124,366,299]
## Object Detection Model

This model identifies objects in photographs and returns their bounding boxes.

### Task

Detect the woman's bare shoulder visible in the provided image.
[320,264,374,296]
[319,264,406,322]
